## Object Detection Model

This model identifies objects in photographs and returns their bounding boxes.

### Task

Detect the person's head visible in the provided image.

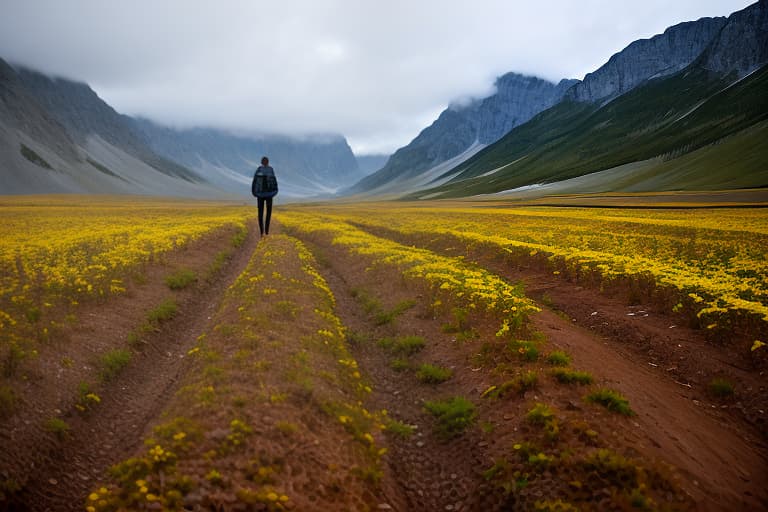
[261,156,269,166]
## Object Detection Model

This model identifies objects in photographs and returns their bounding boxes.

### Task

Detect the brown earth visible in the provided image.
[325,223,768,511]
[1,214,767,511]
[1,222,259,511]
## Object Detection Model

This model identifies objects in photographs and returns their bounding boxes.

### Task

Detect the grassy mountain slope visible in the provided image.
[417,64,768,198]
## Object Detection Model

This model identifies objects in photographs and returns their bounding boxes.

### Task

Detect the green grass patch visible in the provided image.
[424,396,476,438]
[165,268,197,290]
[586,388,634,416]
[551,368,593,385]
[390,358,410,372]
[526,403,556,425]
[375,299,417,325]
[546,350,571,366]
[482,370,538,399]
[208,250,232,276]
[384,418,415,438]
[707,377,735,399]
[45,417,70,440]
[231,227,247,248]
[508,339,540,362]
[147,298,178,323]
[99,348,132,381]
[416,363,453,384]
[378,335,426,356]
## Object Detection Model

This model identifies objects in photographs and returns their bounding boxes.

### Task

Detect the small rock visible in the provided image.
[377,504,393,510]
[445,506,454,511]
[478,441,488,448]
[48,478,57,485]
[416,441,425,447]
[450,473,457,480]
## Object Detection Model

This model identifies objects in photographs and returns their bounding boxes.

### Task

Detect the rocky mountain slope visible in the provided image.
[0,59,216,196]
[1,61,365,198]
[348,73,577,195]
[356,0,768,198]
[565,17,727,103]
[411,0,768,199]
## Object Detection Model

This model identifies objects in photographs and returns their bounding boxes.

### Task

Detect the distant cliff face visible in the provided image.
[700,0,768,77]
[473,74,579,144]
[351,73,575,193]
[566,17,727,103]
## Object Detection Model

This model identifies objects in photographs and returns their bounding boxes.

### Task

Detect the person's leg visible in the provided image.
[265,198,273,235]
[257,197,265,235]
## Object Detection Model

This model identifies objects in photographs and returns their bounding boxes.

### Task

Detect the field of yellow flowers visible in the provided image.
[0,195,254,376]
[2,196,766,511]
[283,202,768,342]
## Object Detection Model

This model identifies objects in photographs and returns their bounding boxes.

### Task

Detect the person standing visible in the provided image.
[251,156,278,237]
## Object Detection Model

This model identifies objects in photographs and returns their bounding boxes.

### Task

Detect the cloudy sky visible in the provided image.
[0,0,754,155]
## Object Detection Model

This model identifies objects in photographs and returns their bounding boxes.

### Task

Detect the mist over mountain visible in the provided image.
[1,63,366,198]
[1,1,764,201]
[347,73,577,195]
[132,119,363,198]
[408,0,768,200]
[0,59,216,196]
[350,0,767,200]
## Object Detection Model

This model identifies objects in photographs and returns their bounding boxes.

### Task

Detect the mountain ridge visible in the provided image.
[361,0,767,200]
[348,73,577,195]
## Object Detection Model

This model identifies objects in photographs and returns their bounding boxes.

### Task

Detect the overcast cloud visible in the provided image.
[0,0,754,154]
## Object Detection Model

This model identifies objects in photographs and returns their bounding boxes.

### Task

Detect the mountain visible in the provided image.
[565,17,727,103]
[132,119,363,198]
[410,1,768,199]
[1,61,364,199]
[348,73,577,195]
[0,59,217,197]
[699,0,768,76]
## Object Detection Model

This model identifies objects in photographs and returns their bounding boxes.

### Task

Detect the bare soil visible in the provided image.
[332,223,768,511]
[2,216,767,511]
[1,222,259,511]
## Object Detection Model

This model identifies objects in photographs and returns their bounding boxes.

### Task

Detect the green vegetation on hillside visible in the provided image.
[419,64,768,198]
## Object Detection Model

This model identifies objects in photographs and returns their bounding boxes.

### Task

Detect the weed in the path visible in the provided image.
[509,339,540,362]
[165,268,197,290]
[482,370,538,399]
[390,358,410,372]
[44,417,70,440]
[526,402,560,441]
[378,335,426,356]
[551,368,593,385]
[375,299,416,326]
[416,363,453,384]
[546,350,571,366]
[586,388,634,416]
[99,348,132,381]
[424,396,476,438]
[707,377,735,399]
[384,418,415,438]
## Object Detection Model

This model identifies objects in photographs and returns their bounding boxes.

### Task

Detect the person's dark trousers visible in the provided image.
[257,197,273,235]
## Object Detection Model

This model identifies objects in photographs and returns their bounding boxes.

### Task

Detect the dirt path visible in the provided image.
[533,307,767,510]
[4,222,260,511]
[298,223,768,511]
